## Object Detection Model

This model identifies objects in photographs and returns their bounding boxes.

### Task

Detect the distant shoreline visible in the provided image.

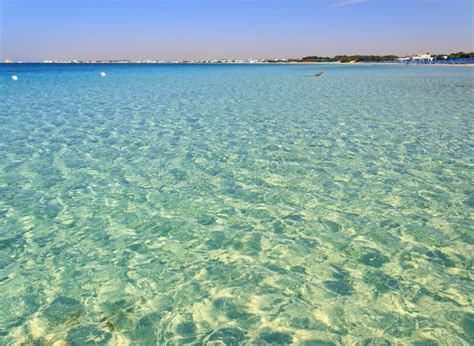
[305,61,474,67]
[3,52,473,66]
[1,61,473,66]
[354,62,474,67]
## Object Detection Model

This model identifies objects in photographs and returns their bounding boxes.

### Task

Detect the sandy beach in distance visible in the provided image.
[294,61,474,67]
[356,62,474,67]
[291,62,474,67]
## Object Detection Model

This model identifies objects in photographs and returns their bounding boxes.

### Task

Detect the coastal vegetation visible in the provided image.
[300,55,399,63]
[300,51,474,63]
[436,51,474,59]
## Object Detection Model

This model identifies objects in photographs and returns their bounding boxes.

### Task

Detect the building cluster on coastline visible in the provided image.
[3,52,473,64]
[3,58,294,64]
[389,53,474,64]
[394,53,437,63]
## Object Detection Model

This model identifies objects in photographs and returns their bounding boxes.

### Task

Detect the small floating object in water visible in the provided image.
[11,75,18,81]
[315,71,324,77]
[100,72,106,77]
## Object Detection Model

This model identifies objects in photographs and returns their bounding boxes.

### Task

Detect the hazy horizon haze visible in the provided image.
[1,0,473,61]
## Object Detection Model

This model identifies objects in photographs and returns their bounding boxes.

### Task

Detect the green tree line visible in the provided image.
[300,52,474,62]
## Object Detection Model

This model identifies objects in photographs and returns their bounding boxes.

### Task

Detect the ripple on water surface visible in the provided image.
[0,64,473,344]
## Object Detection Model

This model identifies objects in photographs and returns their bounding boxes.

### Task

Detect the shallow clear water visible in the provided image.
[0,63,473,345]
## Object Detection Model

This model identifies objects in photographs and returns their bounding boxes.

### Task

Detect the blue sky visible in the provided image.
[0,0,472,61]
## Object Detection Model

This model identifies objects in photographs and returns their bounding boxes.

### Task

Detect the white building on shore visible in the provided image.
[396,53,433,63]
[412,53,433,61]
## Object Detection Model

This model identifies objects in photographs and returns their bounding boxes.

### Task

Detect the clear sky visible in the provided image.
[0,0,473,61]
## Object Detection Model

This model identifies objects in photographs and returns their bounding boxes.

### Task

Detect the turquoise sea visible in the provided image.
[0,64,473,345]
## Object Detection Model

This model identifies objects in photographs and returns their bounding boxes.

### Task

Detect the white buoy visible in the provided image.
[100,72,106,77]
[12,75,18,81]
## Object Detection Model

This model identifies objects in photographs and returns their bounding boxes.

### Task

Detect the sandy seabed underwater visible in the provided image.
[0,63,473,345]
